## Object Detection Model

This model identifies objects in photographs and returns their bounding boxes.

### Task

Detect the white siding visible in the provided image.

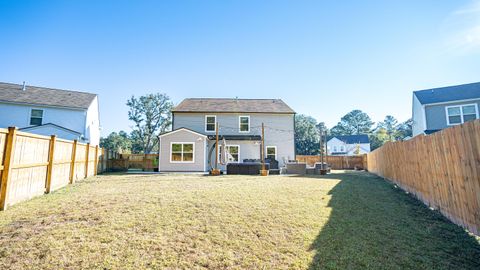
[85,97,100,145]
[412,94,426,137]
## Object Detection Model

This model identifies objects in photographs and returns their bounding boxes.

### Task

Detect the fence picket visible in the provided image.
[367,119,480,235]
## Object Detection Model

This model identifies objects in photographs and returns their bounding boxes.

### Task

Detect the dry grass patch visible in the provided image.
[0,171,479,269]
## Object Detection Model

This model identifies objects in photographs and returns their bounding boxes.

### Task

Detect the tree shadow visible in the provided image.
[301,171,480,269]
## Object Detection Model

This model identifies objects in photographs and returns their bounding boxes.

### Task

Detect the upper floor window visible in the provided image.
[30,109,43,126]
[339,145,345,152]
[239,116,250,132]
[205,115,216,132]
[446,104,478,125]
[333,146,337,152]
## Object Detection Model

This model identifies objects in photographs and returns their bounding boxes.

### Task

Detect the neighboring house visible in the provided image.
[327,135,370,156]
[412,82,480,137]
[158,98,295,172]
[0,82,100,145]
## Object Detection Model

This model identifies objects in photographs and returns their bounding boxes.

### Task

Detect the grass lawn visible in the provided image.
[0,171,479,269]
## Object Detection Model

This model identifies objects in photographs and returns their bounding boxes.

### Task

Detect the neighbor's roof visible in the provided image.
[0,82,97,109]
[328,135,370,144]
[413,82,480,105]
[172,98,295,114]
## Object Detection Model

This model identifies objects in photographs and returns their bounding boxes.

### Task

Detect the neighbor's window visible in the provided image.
[339,146,345,152]
[219,145,240,163]
[239,116,250,132]
[266,146,277,160]
[205,115,216,132]
[333,146,337,152]
[171,143,194,162]
[30,109,43,126]
[446,104,478,125]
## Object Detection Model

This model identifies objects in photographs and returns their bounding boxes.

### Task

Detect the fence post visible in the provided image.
[94,145,99,176]
[0,127,17,210]
[45,135,57,194]
[69,140,77,184]
[85,143,90,179]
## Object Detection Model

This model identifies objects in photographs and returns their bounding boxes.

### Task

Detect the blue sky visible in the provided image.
[1,0,480,135]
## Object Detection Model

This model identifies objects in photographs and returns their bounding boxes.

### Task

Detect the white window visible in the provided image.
[339,145,345,152]
[170,143,194,163]
[219,145,240,163]
[205,115,216,132]
[333,146,337,152]
[239,116,250,132]
[446,104,479,125]
[30,109,43,126]
[266,146,277,160]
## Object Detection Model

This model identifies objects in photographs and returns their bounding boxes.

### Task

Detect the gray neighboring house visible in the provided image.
[158,98,295,172]
[412,82,480,137]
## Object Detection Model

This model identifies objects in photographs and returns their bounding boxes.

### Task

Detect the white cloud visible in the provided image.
[443,0,480,54]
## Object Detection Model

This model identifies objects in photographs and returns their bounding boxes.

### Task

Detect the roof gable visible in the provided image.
[0,82,97,109]
[413,82,480,105]
[172,98,295,114]
[327,135,370,144]
[159,127,207,138]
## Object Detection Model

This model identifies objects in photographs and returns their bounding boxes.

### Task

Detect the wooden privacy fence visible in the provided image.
[296,155,367,169]
[0,127,108,210]
[367,119,480,235]
[108,154,158,171]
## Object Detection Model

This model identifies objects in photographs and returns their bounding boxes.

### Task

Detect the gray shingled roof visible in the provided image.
[414,82,480,105]
[0,82,97,109]
[328,135,370,144]
[172,98,295,114]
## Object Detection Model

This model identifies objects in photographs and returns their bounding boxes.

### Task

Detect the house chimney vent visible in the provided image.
[22,81,26,91]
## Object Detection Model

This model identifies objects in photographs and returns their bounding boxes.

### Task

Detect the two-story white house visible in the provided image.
[0,82,100,145]
[412,82,480,137]
[327,135,370,156]
[158,98,295,172]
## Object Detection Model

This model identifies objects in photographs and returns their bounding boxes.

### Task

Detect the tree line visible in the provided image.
[101,93,412,155]
[295,110,412,155]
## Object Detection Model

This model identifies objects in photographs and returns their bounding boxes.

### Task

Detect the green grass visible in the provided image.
[0,171,479,269]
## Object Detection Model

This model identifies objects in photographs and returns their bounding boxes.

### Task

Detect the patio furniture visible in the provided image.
[286,162,307,175]
[227,162,270,175]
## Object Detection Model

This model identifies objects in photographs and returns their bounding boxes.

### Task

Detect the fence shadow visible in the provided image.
[302,171,480,269]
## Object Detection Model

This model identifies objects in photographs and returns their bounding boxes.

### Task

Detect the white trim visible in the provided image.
[266,146,277,160]
[445,103,479,126]
[239,115,250,133]
[423,97,480,107]
[422,104,427,131]
[29,108,44,126]
[158,137,162,171]
[159,128,207,138]
[205,115,216,132]
[203,139,207,171]
[169,142,195,163]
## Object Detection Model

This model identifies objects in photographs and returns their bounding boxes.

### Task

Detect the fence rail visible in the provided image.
[296,155,367,169]
[367,119,480,235]
[0,127,110,210]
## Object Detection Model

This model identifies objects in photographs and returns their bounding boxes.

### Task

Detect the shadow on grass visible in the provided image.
[299,171,480,270]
